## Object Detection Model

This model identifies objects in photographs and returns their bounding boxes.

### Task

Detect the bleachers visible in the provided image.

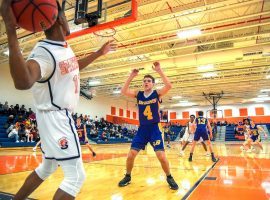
[168,126,182,141]
[225,124,270,142]
[225,125,239,141]
[0,115,37,147]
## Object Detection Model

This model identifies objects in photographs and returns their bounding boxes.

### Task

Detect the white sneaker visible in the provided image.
[33,147,36,152]
[15,140,19,143]
[179,151,184,156]
[240,146,245,151]
[167,144,171,148]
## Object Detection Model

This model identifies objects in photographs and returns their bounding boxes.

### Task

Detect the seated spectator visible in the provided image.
[8,105,17,116]
[14,104,20,113]
[0,103,4,114]
[25,126,34,142]
[17,122,26,142]
[101,131,108,141]
[7,125,19,143]
[4,115,14,129]
[19,104,27,115]
[3,101,9,114]
[90,128,98,138]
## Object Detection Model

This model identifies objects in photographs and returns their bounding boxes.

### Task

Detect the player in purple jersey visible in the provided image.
[118,62,179,190]
[76,118,96,157]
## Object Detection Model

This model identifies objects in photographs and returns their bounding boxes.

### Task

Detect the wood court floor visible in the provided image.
[0,142,270,200]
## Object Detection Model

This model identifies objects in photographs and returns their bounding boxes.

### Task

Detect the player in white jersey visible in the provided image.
[179,115,208,156]
[1,1,116,199]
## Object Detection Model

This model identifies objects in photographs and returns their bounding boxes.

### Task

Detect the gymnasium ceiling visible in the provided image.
[0,0,270,108]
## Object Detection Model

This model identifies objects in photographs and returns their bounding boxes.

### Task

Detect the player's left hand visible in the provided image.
[152,61,162,73]
[210,134,213,140]
[1,0,17,29]
[265,134,268,139]
[98,40,117,55]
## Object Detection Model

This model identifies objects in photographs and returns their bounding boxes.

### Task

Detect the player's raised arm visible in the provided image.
[77,41,117,71]
[153,62,172,97]
[121,69,139,98]
[1,1,41,90]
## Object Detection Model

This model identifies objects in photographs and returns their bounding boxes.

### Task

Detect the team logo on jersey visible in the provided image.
[58,137,68,149]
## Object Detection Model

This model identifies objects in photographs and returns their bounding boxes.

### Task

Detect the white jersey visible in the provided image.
[28,39,80,112]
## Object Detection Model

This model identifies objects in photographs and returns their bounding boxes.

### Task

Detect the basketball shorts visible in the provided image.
[36,109,81,160]
[250,134,260,142]
[131,123,164,151]
[194,130,209,141]
[79,137,89,145]
[181,131,203,143]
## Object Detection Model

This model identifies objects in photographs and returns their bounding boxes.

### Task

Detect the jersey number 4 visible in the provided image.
[143,105,153,120]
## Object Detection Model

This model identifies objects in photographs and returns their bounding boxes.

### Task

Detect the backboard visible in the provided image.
[67,0,138,40]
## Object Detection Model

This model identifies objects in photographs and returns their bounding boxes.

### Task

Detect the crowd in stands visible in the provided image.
[71,113,138,141]
[0,101,38,143]
[1,101,184,144]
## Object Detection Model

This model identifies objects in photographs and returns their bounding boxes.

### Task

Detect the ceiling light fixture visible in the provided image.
[88,80,100,86]
[197,64,214,71]
[202,72,217,78]
[177,28,201,39]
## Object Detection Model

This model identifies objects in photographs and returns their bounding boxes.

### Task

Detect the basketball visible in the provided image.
[11,0,58,32]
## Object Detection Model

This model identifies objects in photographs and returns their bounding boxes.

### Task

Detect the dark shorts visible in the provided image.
[131,123,164,151]
[250,135,260,142]
[79,138,88,145]
[194,130,209,141]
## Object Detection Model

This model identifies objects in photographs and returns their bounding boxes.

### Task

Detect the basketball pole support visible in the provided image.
[203,91,224,119]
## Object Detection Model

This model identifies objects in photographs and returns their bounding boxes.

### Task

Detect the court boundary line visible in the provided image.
[181,158,220,200]
[0,191,37,200]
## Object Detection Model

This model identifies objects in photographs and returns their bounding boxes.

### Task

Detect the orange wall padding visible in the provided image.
[255,107,264,116]
[239,108,248,116]
[224,109,232,117]
[170,112,176,120]
[133,112,137,119]
[106,115,139,125]
[119,108,123,117]
[171,116,270,126]
[111,107,116,115]
[182,111,189,119]
[126,110,130,118]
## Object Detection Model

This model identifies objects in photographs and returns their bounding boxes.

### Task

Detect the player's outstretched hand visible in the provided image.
[98,40,117,55]
[1,0,17,28]
[152,61,162,73]
[130,69,139,78]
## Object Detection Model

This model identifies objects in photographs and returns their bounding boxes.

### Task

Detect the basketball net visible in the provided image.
[93,27,116,44]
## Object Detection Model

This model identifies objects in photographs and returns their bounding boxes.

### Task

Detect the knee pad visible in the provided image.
[35,159,58,180]
[59,161,86,197]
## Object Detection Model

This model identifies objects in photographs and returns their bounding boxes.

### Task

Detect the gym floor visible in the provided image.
[0,142,270,200]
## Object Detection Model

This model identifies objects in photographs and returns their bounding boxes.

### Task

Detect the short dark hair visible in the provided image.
[190,115,195,118]
[143,75,155,83]
[198,111,204,116]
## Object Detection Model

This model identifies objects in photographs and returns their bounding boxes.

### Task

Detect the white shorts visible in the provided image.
[36,109,81,160]
[182,132,194,143]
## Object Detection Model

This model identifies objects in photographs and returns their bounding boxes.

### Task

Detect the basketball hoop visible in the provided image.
[93,27,116,38]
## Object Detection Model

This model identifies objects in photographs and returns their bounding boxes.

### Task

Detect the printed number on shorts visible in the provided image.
[143,105,153,120]
[153,140,161,146]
